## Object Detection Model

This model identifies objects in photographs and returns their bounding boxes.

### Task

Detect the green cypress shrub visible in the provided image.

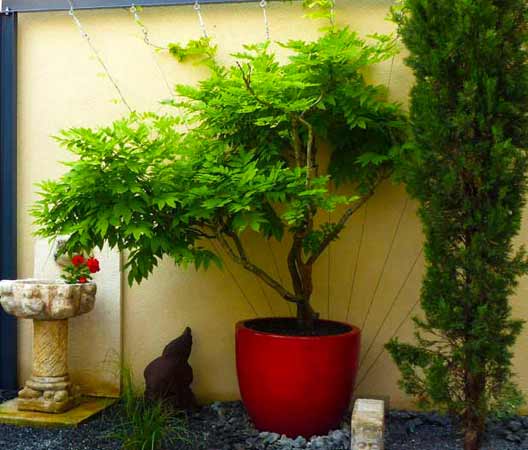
[386,1,528,449]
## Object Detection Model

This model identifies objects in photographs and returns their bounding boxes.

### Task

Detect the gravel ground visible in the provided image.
[1,390,528,450]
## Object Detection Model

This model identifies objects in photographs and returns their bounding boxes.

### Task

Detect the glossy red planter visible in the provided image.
[235,318,361,438]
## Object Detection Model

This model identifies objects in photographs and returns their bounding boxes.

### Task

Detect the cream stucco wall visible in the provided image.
[15,0,528,410]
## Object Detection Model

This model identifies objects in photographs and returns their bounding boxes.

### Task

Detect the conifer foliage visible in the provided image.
[386,2,528,449]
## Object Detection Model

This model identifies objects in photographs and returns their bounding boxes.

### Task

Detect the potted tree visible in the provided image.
[33,28,405,437]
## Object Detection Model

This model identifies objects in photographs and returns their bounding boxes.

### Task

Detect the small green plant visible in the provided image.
[168,37,218,67]
[302,0,336,24]
[108,366,189,450]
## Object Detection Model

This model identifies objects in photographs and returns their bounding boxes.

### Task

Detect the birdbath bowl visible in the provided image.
[0,279,96,413]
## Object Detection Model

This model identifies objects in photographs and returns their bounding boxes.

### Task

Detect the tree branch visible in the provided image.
[216,228,300,303]
[300,91,324,119]
[237,62,276,111]
[288,234,304,297]
[291,117,303,168]
[306,189,374,265]
[298,116,315,186]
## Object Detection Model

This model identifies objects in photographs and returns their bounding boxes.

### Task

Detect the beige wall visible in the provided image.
[15,0,527,410]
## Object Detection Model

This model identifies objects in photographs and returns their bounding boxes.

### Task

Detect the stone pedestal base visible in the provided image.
[17,319,80,413]
[18,376,81,413]
[0,397,117,427]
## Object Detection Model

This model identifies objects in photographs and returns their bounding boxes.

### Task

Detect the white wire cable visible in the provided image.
[193,1,208,39]
[67,0,133,112]
[260,0,270,41]
[129,4,166,50]
[129,4,174,99]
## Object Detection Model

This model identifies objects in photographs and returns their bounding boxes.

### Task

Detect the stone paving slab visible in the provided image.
[0,396,116,427]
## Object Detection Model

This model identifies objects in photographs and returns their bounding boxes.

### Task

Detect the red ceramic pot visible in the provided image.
[235,317,361,438]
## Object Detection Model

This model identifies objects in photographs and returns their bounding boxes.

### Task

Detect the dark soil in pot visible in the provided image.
[244,318,352,337]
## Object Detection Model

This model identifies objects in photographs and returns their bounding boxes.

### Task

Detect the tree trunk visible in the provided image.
[464,413,484,450]
[463,373,485,450]
[287,229,318,333]
[296,300,317,331]
[294,263,318,332]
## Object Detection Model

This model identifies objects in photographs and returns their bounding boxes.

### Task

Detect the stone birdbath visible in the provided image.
[0,279,96,413]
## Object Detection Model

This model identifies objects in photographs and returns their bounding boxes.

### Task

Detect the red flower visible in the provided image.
[71,255,85,266]
[86,257,100,274]
[78,277,88,284]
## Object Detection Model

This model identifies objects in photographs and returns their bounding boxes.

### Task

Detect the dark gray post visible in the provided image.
[0,11,18,390]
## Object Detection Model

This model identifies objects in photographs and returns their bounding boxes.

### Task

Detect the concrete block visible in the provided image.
[351,398,385,450]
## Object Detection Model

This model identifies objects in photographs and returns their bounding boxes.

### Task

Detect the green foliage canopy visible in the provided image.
[33,27,406,325]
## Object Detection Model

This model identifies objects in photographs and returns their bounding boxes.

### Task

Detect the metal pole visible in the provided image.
[0,10,18,390]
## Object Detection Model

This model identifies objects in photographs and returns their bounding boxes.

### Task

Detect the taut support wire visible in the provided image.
[360,197,409,332]
[129,4,166,50]
[129,4,174,99]
[193,1,208,38]
[67,0,133,112]
[359,248,423,367]
[260,0,270,41]
[356,294,420,390]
